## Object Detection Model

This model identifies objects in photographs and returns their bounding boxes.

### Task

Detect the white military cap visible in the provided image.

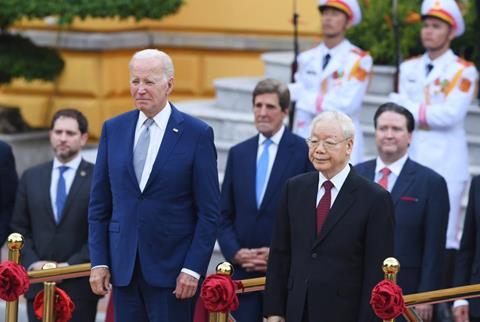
[421,0,465,37]
[318,0,362,26]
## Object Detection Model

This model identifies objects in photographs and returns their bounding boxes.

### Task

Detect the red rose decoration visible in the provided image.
[34,287,75,322]
[200,274,243,313]
[370,280,406,320]
[0,261,30,301]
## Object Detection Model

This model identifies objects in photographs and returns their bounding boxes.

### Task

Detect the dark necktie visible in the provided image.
[378,167,391,190]
[426,63,434,76]
[56,165,69,223]
[322,53,331,70]
[316,180,334,235]
[133,118,154,184]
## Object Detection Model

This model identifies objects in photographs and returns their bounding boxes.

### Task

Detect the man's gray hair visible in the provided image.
[310,110,355,139]
[129,49,174,79]
[252,78,290,111]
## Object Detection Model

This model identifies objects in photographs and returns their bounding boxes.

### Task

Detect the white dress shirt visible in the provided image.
[374,153,408,192]
[50,154,82,222]
[134,103,171,191]
[316,163,351,207]
[256,125,285,204]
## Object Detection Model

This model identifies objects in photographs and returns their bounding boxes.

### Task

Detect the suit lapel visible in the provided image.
[126,110,141,190]
[364,160,376,181]
[313,168,358,249]
[259,130,293,211]
[144,104,184,191]
[59,160,90,224]
[390,158,416,206]
[42,162,57,226]
[245,136,260,211]
[303,173,320,244]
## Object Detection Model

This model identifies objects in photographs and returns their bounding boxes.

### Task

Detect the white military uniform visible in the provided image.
[290,39,372,164]
[390,50,478,249]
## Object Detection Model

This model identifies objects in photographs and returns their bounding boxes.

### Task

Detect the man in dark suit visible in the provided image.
[263,110,395,322]
[453,176,480,322]
[0,140,17,250]
[218,78,313,321]
[11,109,98,322]
[88,49,220,322]
[355,102,449,322]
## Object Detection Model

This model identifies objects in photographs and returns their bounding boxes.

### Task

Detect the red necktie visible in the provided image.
[316,180,334,235]
[378,167,391,190]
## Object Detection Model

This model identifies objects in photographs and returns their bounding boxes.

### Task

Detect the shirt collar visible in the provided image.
[258,125,285,146]
[318,163,351,191]
[137,102,172,130]
[320,39,349,57]
[375,153,408,177]
[422,49,454,67]
[53,153,82,171]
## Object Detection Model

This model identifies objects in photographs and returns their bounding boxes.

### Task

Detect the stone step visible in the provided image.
[261,51,398,96]
[214,76,261,112]
[176,99,480,173]
[213,76,480,137]
[175,99,256,142]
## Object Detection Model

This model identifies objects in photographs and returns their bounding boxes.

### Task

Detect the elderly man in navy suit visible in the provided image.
[218,78,313,322]
[0,140,17,250]
[88,49,220,322]
[355,102,449,322]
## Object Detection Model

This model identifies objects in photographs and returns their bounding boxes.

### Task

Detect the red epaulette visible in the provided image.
[350,48,369,58]
[457,57,474,67]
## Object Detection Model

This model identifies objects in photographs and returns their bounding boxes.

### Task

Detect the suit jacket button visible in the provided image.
[311,253,317,259]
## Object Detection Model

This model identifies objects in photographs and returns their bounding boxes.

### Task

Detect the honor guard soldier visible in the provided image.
[389,0,479,297]
[290,0,372,164]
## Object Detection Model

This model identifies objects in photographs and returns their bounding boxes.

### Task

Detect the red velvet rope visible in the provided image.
[34,286,75,322]
[0,261,30,301]
[370,280,406,320]
[200,274,244,313]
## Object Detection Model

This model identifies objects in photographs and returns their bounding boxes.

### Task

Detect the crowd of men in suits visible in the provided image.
[0,0,480,321]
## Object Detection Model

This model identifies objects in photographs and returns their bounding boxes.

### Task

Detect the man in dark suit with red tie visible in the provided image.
[264,110,395,322]
[11,109,98,322]
[355,102,449,322]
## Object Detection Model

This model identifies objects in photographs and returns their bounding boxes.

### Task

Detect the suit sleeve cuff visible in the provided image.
[91,265,109,270]
[453,299,469,308]
[181,268,200,279]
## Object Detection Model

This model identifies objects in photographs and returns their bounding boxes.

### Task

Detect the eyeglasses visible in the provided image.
[306,137,351,150]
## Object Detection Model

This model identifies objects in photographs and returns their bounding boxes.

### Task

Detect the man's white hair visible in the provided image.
[129,49,174,79]
[310,110,355,139]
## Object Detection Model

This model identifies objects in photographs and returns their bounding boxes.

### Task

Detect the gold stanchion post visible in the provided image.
[209,262,234,322]
[42,262,57,322]
[383,257,400,322]
[5,233,24,322]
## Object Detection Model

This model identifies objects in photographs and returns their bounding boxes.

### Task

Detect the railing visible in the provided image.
[208,258,480,322]
[5,232,480,322]
[4,233,91,322]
